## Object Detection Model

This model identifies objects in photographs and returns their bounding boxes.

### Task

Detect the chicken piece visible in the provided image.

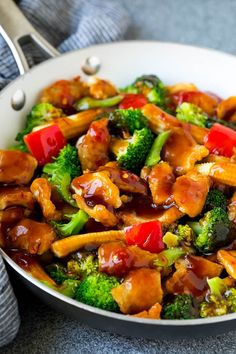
[141,104,209,144]
[0,187,34,210]
[167,83,198,95]
[0,227,5,248]
[98,165,148,195]
[173,172,210,217]
[72,171,122,209]
[98,241,158,277]
[148,162,175,205]
[132,303,162,319]
[228,192,236,224]
[165,256,223,298]
[142,104,181,132]
[0,150,37,185]
[30,178,61,221]
[78,118,111,171]
[73,194,118,227]
[112,268,163,314]
[170,90,219,116]
[217,250,236,279]
[0,207,26,224]
[157,206,184,225]
[162,128,209,175]
[118,205,183,227]
[9,218,56,255]
[89,78,117,99]
[216,96,236,121]
[40,76,89,110]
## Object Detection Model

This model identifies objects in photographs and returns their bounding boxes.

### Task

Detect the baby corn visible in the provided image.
[51,230,125,258]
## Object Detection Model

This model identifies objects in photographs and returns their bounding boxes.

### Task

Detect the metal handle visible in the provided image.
[0,0,60,74]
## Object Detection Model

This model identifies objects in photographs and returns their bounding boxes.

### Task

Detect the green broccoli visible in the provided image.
[14,103,63,151]
[226,288,236,312]
[42,279,80,299]
[76,273,120,312]
[153,247,185,267]
[176,102,207,128]
[58,279,81,298]
[112,127,154,174]
[46,263,78,285]
[67,254,98,278]
[43,144,81,206]
[205,189,227,211]
[51,210,89,237]
[122,75,166,107]
[177,224,195,246]
[162,294,197,319]
[74,95,123,111]
[108,108,147,136]
[199,277,236,318]
[189,207,233,253]
[145,130,170,167]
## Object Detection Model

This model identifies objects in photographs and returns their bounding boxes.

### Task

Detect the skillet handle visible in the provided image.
[0,0,59,75]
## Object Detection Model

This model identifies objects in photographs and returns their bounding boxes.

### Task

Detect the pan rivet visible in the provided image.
[82,56,101,75]
[11,89,26,110]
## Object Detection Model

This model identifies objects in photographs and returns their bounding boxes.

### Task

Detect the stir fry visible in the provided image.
[1,74,236,320]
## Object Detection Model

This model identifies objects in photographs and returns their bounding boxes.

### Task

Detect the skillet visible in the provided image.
[1,0,236,339]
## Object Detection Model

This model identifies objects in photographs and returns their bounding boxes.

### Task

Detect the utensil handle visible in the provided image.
[0,0,60,74]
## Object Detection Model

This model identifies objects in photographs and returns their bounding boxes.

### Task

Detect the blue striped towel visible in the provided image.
[0,0,129,346]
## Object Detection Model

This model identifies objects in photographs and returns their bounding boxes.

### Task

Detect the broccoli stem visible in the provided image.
[153,247,185,267]
[188,221,202,235]
[145,130,170,167]
[207,277,227,297]
[52,210,89,238]
[74,95,123,111]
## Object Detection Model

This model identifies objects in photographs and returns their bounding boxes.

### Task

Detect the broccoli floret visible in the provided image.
[177,224,195,246]
[74,95,123,110]
[145,130,170,167]
[67,254,98,278]
[226,288,236,312]
[51,210,89,237]
[46,263,78,285]
[200,295,228,317]
[190,207,233,253]
[153,247,185,267]
[58,279,81,298]
[76,273,119,312]
[199,277,232,318]
[108,108,147,136]
[176,102,207,128]
[14,103,63,150]
[122,75,166,107]
[205,189,227,211]
[42,279,80,299]
[112,127,154,174]
[162,294,197,319]
[43,144,81,206]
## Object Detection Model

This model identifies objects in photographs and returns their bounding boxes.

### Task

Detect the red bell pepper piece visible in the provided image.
[125,220,164,253]
[24,124,66,165]
[119,94,148,109]
[204,123,236,157]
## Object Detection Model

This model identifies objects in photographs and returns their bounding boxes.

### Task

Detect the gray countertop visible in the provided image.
[3,0,236,353]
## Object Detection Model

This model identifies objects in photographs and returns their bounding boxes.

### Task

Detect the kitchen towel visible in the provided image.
[0,0,129,347]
